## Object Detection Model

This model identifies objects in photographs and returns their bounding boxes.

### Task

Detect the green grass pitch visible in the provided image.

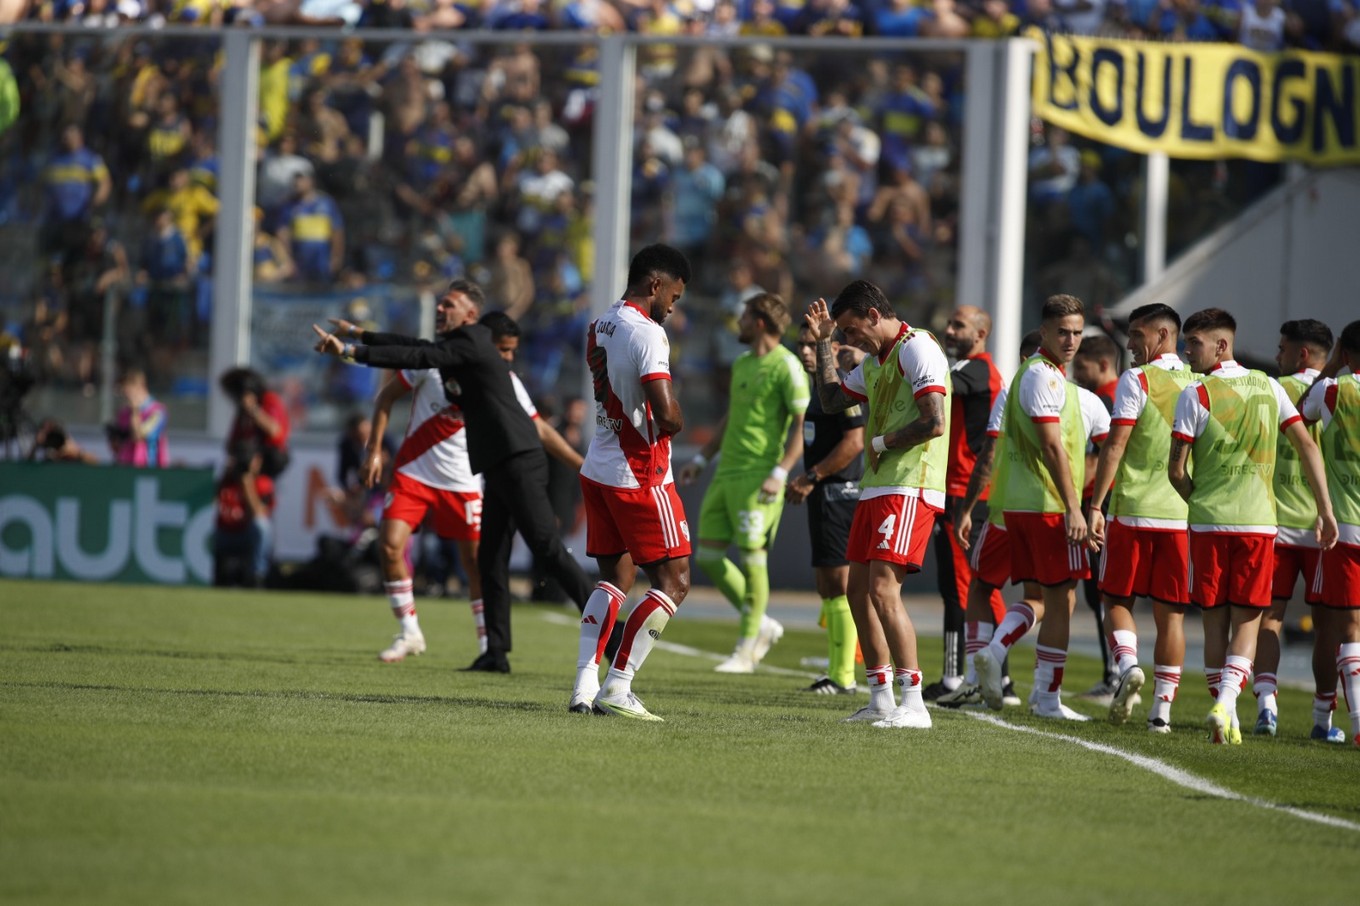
[1,579,1357,905]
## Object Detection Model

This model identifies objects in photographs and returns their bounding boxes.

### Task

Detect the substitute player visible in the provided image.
[360,290,484,663]
[1169,308,1336,745]
[1300,321,1360,746]
[1255,319,1332,737]
[572,244,693,721]
[1245,316,1332,734]
[1085,303,1193,732]
[787,325,866,695]
[971,347,1110,715]
[805,280,952,729]
[930,305,1005,699]
[679,293,808,674]
[1071,331,1122,698]
[943,330,1046,709]
[976,295,1093,720]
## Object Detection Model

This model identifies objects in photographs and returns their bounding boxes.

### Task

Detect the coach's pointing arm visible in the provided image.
[312,323,475,370]
[326,317,423,349]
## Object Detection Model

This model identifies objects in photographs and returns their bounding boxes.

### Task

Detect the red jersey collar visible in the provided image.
[1209,359,1239,374]
[878,322,911,365]
[622,300,651,320]
[1037,347,1066,375]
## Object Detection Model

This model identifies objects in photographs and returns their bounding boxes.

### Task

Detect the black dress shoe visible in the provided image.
[461,651,511,674]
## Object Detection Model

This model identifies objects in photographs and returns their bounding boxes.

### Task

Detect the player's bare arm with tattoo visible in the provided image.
[1167,436,1193,503]
[805,298,859,414]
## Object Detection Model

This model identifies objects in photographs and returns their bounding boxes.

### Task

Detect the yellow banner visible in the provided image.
[1030,29,1360,165]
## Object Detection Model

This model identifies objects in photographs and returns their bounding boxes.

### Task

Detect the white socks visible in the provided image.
[385,579,420,636]
[601,589,678,696]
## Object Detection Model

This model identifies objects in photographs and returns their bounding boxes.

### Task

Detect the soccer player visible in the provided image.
[1071,331,1122,698]
[1301,321,1360,747]
[679,293,808,674]
[361,301,484,663]
[976,295,1094,720]
[572,245,693,721]
[1257,319,1333,737]
[481,310,615,648]
[1085,304,1194,732]
[314,278,593,674]
[805,280,952,729]
[1168,308,1337,745]
[787,325,866,695]
[943,329,1046,709]
[930,305,1005,699]
[968,372,1110,714]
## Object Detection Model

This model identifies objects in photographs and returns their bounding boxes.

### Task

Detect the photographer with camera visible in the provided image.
[214,439,276,588]
[30,419,98,464]
[108,369,168,467]
[219,367,291,478]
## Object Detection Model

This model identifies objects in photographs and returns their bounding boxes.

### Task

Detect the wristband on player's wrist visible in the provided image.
[691,453,708,471]
[770,466,788,483]
[872,435,888,454]
[803,470,820,485]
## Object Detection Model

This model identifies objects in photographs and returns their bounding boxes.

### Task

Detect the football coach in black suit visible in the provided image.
[314,277,592,673]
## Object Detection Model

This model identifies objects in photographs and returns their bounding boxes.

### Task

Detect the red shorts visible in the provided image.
[846,494,938,570]
[383,471,481,541]
[581,477,691,565]
[1272,543,1323,604]
[1004,511,1089,587]
[1317,543,1360,609]
[1188,531,1274,609]
[1099,521,1189,605]
[969,520,1011,589]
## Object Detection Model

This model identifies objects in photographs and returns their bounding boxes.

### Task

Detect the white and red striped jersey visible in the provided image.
[1110,354,1187,426]
[393,368,480,493]
[581,299,675,490]
[1172,361,1301,442]
[1078,385,1111,445]
[986,381,1108,442]
[986,385,1007,437]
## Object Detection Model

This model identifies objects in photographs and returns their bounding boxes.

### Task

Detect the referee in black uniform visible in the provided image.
[314,278,592,673]
[785,325,866,694]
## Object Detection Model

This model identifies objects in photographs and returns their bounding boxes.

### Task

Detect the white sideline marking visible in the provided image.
[964,711,1360,834]
[539,611,812,677]
[545,610,1359,833]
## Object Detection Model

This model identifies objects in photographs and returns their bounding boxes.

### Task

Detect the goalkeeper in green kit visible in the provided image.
[679,293,809,673]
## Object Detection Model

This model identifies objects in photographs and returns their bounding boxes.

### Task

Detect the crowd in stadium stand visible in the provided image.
[16,0,1360,50]
[3,0,1348,424]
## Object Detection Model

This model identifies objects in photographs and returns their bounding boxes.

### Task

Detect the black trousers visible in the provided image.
[479,448,592,654]
[935,497,988,680]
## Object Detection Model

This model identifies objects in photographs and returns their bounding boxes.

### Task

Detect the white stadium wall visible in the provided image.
[1109,168,1360,358]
